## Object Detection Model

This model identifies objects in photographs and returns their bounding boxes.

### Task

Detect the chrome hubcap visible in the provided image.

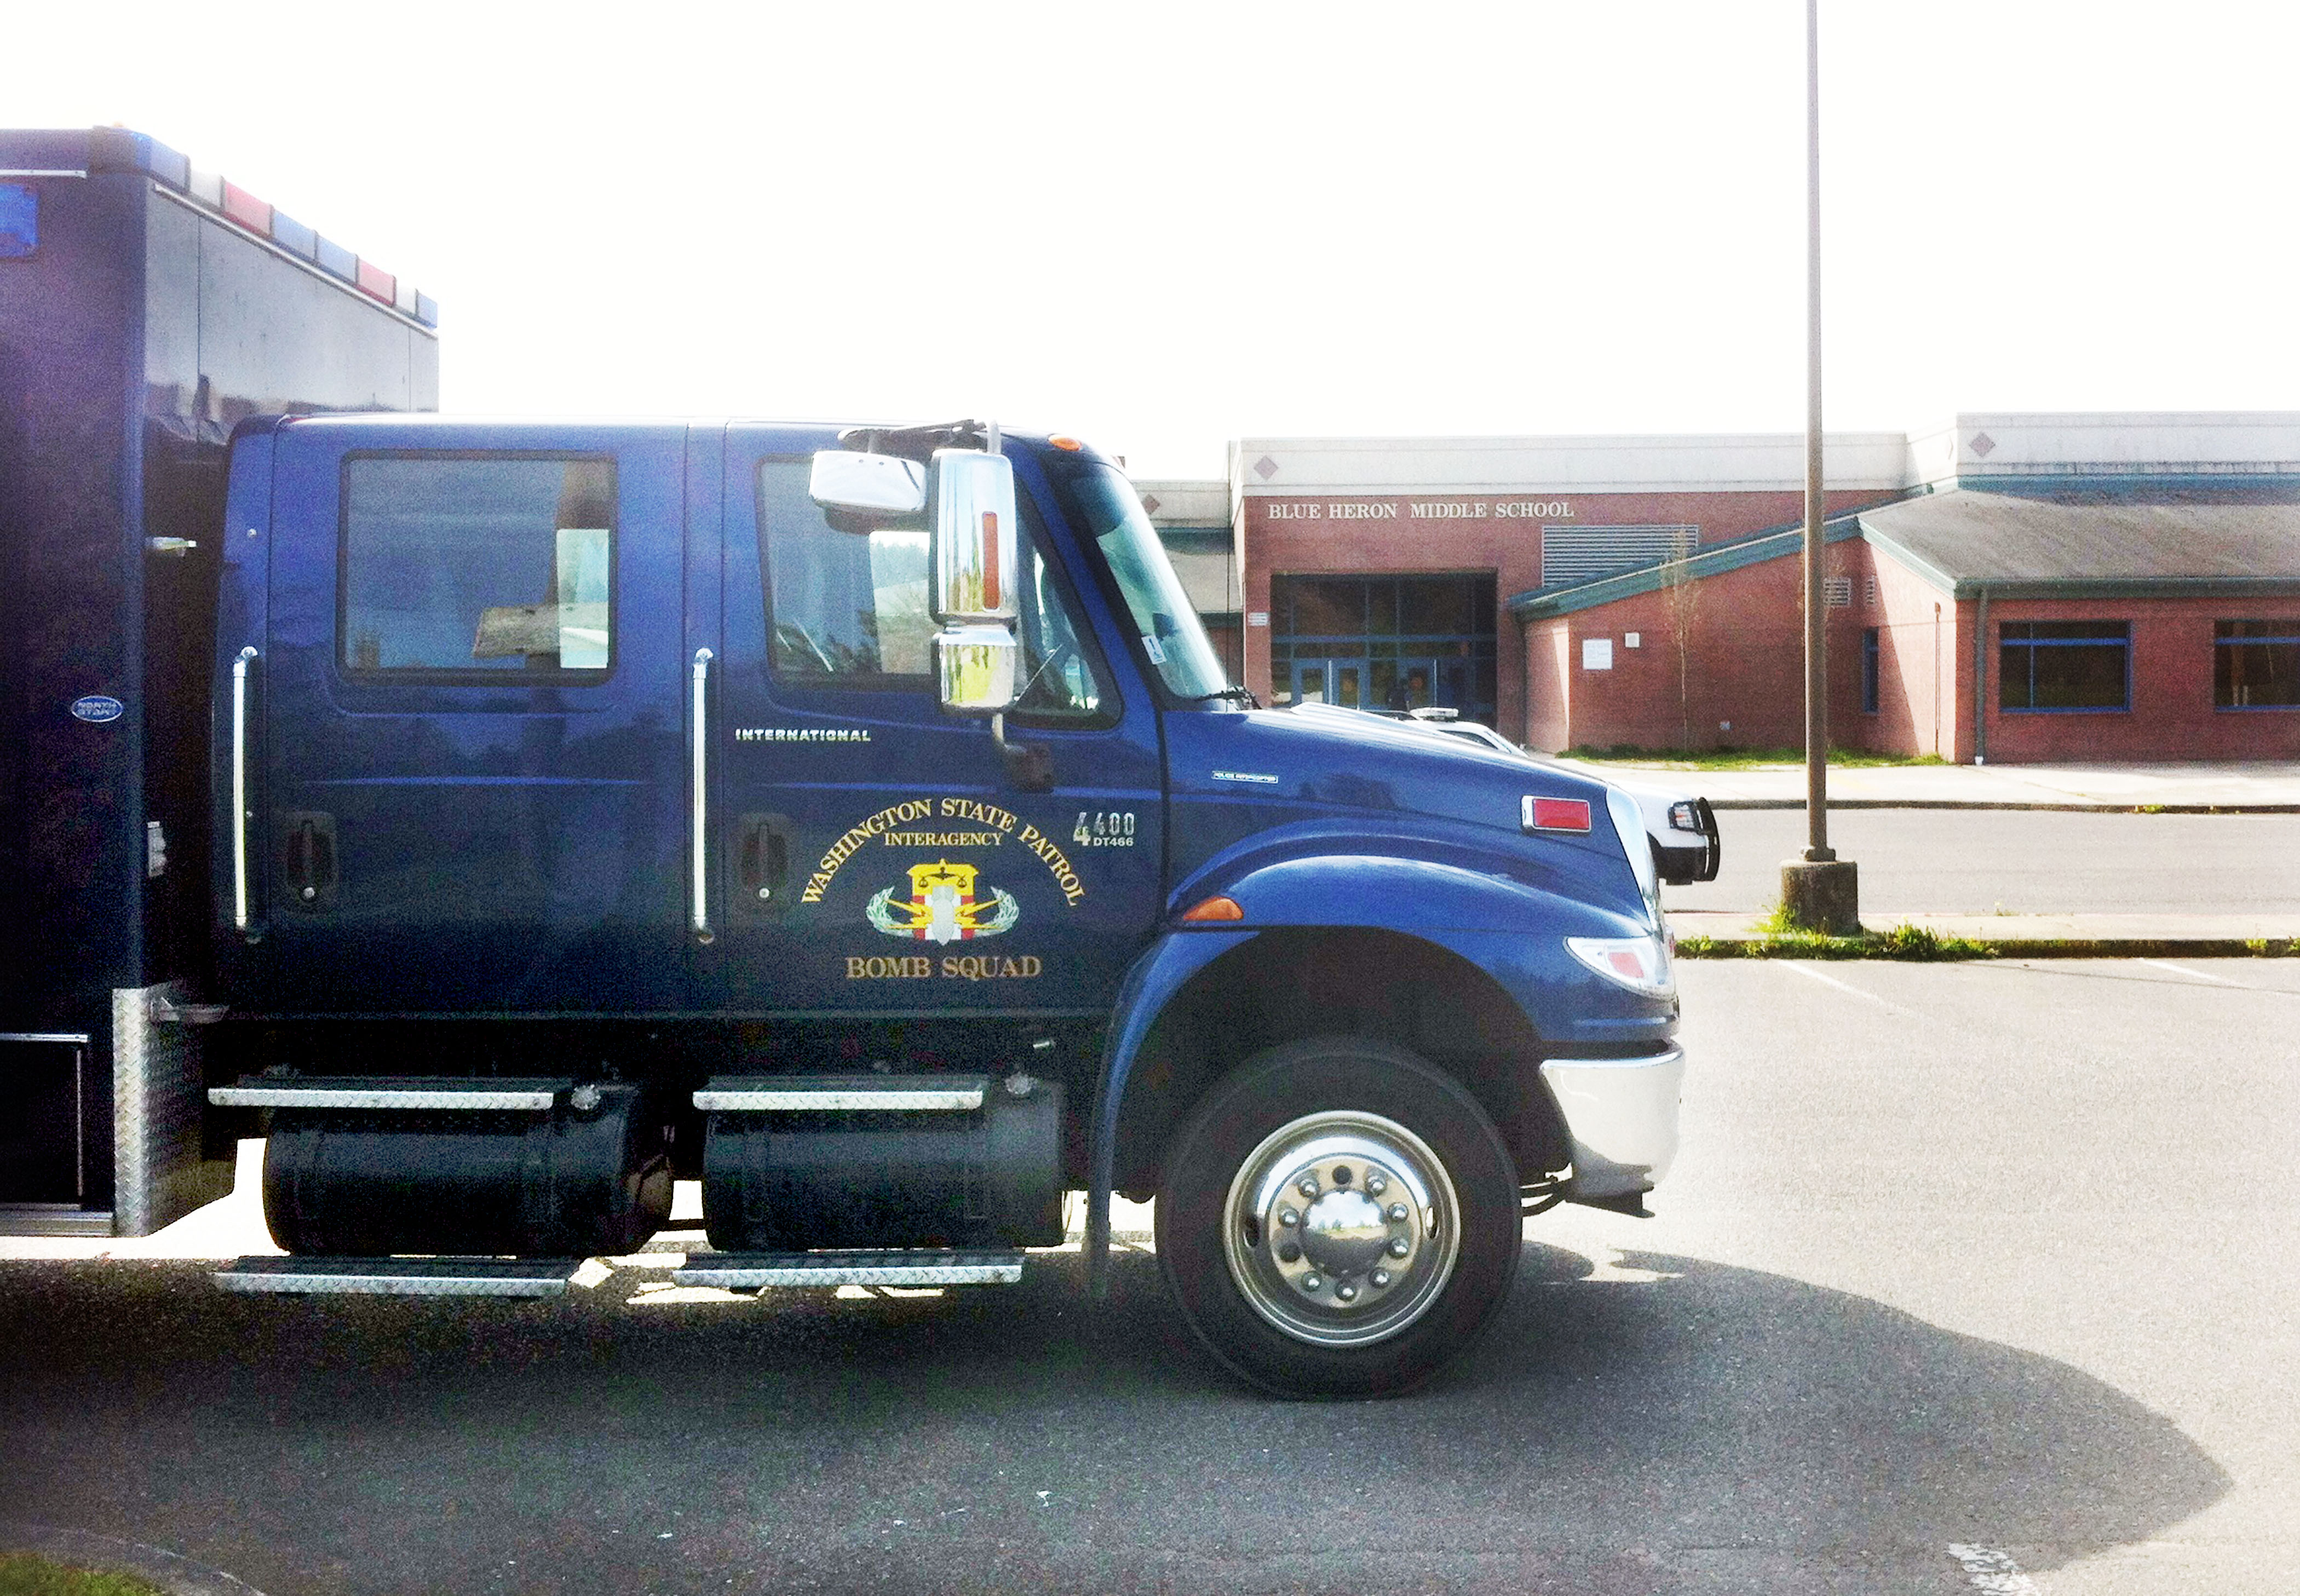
[1221,1111,1461,1347]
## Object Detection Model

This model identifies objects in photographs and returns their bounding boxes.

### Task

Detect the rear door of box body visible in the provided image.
[251,418,693,1015]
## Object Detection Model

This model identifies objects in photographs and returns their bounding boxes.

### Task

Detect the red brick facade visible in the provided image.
[1239,488,1891,740]
[1525,537,2300,761]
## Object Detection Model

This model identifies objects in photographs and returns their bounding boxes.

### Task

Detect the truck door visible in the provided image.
[257,421,693,1013]
[698,430,1164,1015]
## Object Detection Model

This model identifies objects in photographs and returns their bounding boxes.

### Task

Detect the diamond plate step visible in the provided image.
[672,1249,1024,1288]
[214,1255,582,1297]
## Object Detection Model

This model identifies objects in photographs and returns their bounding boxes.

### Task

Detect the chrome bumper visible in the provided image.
[1537,1045,1685,1198]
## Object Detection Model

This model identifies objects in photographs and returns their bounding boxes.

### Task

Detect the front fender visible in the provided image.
[1088,928,1253,1298]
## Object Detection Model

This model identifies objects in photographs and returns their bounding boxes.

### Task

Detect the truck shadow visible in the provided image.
[0,1244,2230,1594]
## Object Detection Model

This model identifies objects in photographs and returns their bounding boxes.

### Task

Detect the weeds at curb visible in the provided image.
[1677,922,2000,961]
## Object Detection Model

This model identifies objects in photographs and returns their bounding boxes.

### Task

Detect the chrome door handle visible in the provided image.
[692,648,714,942]
[232,646,257,931]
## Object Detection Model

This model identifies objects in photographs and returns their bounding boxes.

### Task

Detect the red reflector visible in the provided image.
[1530,797,1591,832]
[1181,895,1244,923]
[220,182,272,235]
[356,260,396,304]
[1607,950,1646,978]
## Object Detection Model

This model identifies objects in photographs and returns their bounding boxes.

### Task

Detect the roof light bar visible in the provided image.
[64,128,435,330]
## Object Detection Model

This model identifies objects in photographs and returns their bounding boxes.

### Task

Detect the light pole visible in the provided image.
[1780,0,1860,934]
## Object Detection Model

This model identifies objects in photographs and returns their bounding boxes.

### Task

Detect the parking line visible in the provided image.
[1777,961,1915,1015]
[2137,958,2251,988]
[1946,1543,2039,1594]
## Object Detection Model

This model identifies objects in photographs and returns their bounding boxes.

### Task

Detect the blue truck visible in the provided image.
[2,129,1682,1396]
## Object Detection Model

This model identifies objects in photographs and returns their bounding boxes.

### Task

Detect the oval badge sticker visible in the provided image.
[70,694,125,724]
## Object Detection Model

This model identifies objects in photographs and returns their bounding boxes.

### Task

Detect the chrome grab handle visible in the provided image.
[691,648,714,941]
[231,646,257,931]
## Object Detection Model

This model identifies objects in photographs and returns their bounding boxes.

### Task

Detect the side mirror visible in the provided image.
[930,449,1019,623]
[809,450,927,515]
[933,624,1019,716]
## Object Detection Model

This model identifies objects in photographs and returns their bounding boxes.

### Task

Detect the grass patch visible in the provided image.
[1565,744,1951,770]
[1677,921,2000,961]
[0,1553,169,1596]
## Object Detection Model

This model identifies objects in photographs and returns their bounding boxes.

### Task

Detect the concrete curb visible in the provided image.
[1679,936,2298,960]
[0,1523,267,1596]
[1706,799,2300,814]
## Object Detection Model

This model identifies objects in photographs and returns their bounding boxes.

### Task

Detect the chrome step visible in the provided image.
[672,1249,1024,1288]
[694,1075,987,1113]
[209,1078,572,1111]
[214,1255,582,1297]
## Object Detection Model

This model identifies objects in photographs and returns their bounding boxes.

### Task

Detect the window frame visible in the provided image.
[2213,619,2300,712]
[754,454,1121,729]
[1997,619,2132,715]
[336,449,620,687]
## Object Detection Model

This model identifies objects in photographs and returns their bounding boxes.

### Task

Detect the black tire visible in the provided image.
[1154,1035,1521,1398]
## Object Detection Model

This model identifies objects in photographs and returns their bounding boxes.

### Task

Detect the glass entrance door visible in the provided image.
[1290,658,1364,708]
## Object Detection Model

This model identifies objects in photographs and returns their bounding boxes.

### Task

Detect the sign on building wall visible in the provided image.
[1582,638,1614,671]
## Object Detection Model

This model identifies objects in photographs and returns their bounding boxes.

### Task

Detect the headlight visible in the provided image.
[1668,800,1701,833]
[1566,934,1677,1000]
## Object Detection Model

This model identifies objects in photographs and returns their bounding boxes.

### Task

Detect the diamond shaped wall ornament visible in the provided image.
[1140,494,1162,516]
[1969,431,1997,458]
[1253,456,1280,481]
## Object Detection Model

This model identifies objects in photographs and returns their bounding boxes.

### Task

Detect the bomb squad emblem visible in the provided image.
[865,860,1020,944]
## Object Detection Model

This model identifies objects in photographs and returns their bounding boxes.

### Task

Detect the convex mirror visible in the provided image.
[809,450,927,515]
[933,624,1020,716]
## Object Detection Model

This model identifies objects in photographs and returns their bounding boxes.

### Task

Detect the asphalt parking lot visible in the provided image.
[3,957,2295,1595]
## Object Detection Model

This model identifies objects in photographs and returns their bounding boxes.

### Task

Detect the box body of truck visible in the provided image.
[0,129,436,1231]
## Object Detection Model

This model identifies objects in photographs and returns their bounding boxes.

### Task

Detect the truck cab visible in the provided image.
[197,414,1683,1395]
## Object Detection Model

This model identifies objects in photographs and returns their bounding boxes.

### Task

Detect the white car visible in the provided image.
[1395,710,1721,886]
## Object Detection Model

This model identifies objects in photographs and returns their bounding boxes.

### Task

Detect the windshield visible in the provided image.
[1050,458,1232,701]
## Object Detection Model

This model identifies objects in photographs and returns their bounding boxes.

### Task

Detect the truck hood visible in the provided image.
[1161,705,1645,914]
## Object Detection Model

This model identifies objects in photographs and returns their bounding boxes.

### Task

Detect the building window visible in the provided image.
[2216,620,2300,709]
[1861,628,1880,714]
[1269,573,1497,723]
[1999,620,2130,713]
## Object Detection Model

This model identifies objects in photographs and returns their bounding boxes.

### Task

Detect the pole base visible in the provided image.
[1780,858,1860,935]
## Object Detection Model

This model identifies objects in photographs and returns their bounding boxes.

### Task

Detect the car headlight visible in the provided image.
[1667,800,1701,834]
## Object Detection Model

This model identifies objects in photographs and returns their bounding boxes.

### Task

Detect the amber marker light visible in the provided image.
[1180,896,1245,923]
[1048,435,1086,452]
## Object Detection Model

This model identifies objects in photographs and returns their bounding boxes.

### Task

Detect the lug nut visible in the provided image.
[1335,1283,1358,1302]
[1301,1274,1323,1293]
[1388,1237,1410,1258]
[1298,1178,1319,1199]
[1278,1207,1298,1228]
[1370,1269,1391,1288]
[1366,1175,1387,1196]
[1388,1202,1409,1223]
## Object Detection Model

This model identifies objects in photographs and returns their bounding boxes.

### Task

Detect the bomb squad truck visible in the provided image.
[0,129,1681,1396]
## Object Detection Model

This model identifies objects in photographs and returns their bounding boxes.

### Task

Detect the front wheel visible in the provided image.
[1154,1036,1522,1398]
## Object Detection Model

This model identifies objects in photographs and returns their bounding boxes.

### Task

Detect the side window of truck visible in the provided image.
[341,456,616,678]
[756,458,1111,721]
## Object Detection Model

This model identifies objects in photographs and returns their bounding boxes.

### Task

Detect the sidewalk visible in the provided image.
[1672,908,2300,958]
[1559,758,2300,811]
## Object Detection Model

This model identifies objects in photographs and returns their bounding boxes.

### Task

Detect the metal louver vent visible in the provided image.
[1540,525,1699,589]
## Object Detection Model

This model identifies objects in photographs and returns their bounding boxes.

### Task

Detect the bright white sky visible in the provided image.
[17,1,2299,479]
